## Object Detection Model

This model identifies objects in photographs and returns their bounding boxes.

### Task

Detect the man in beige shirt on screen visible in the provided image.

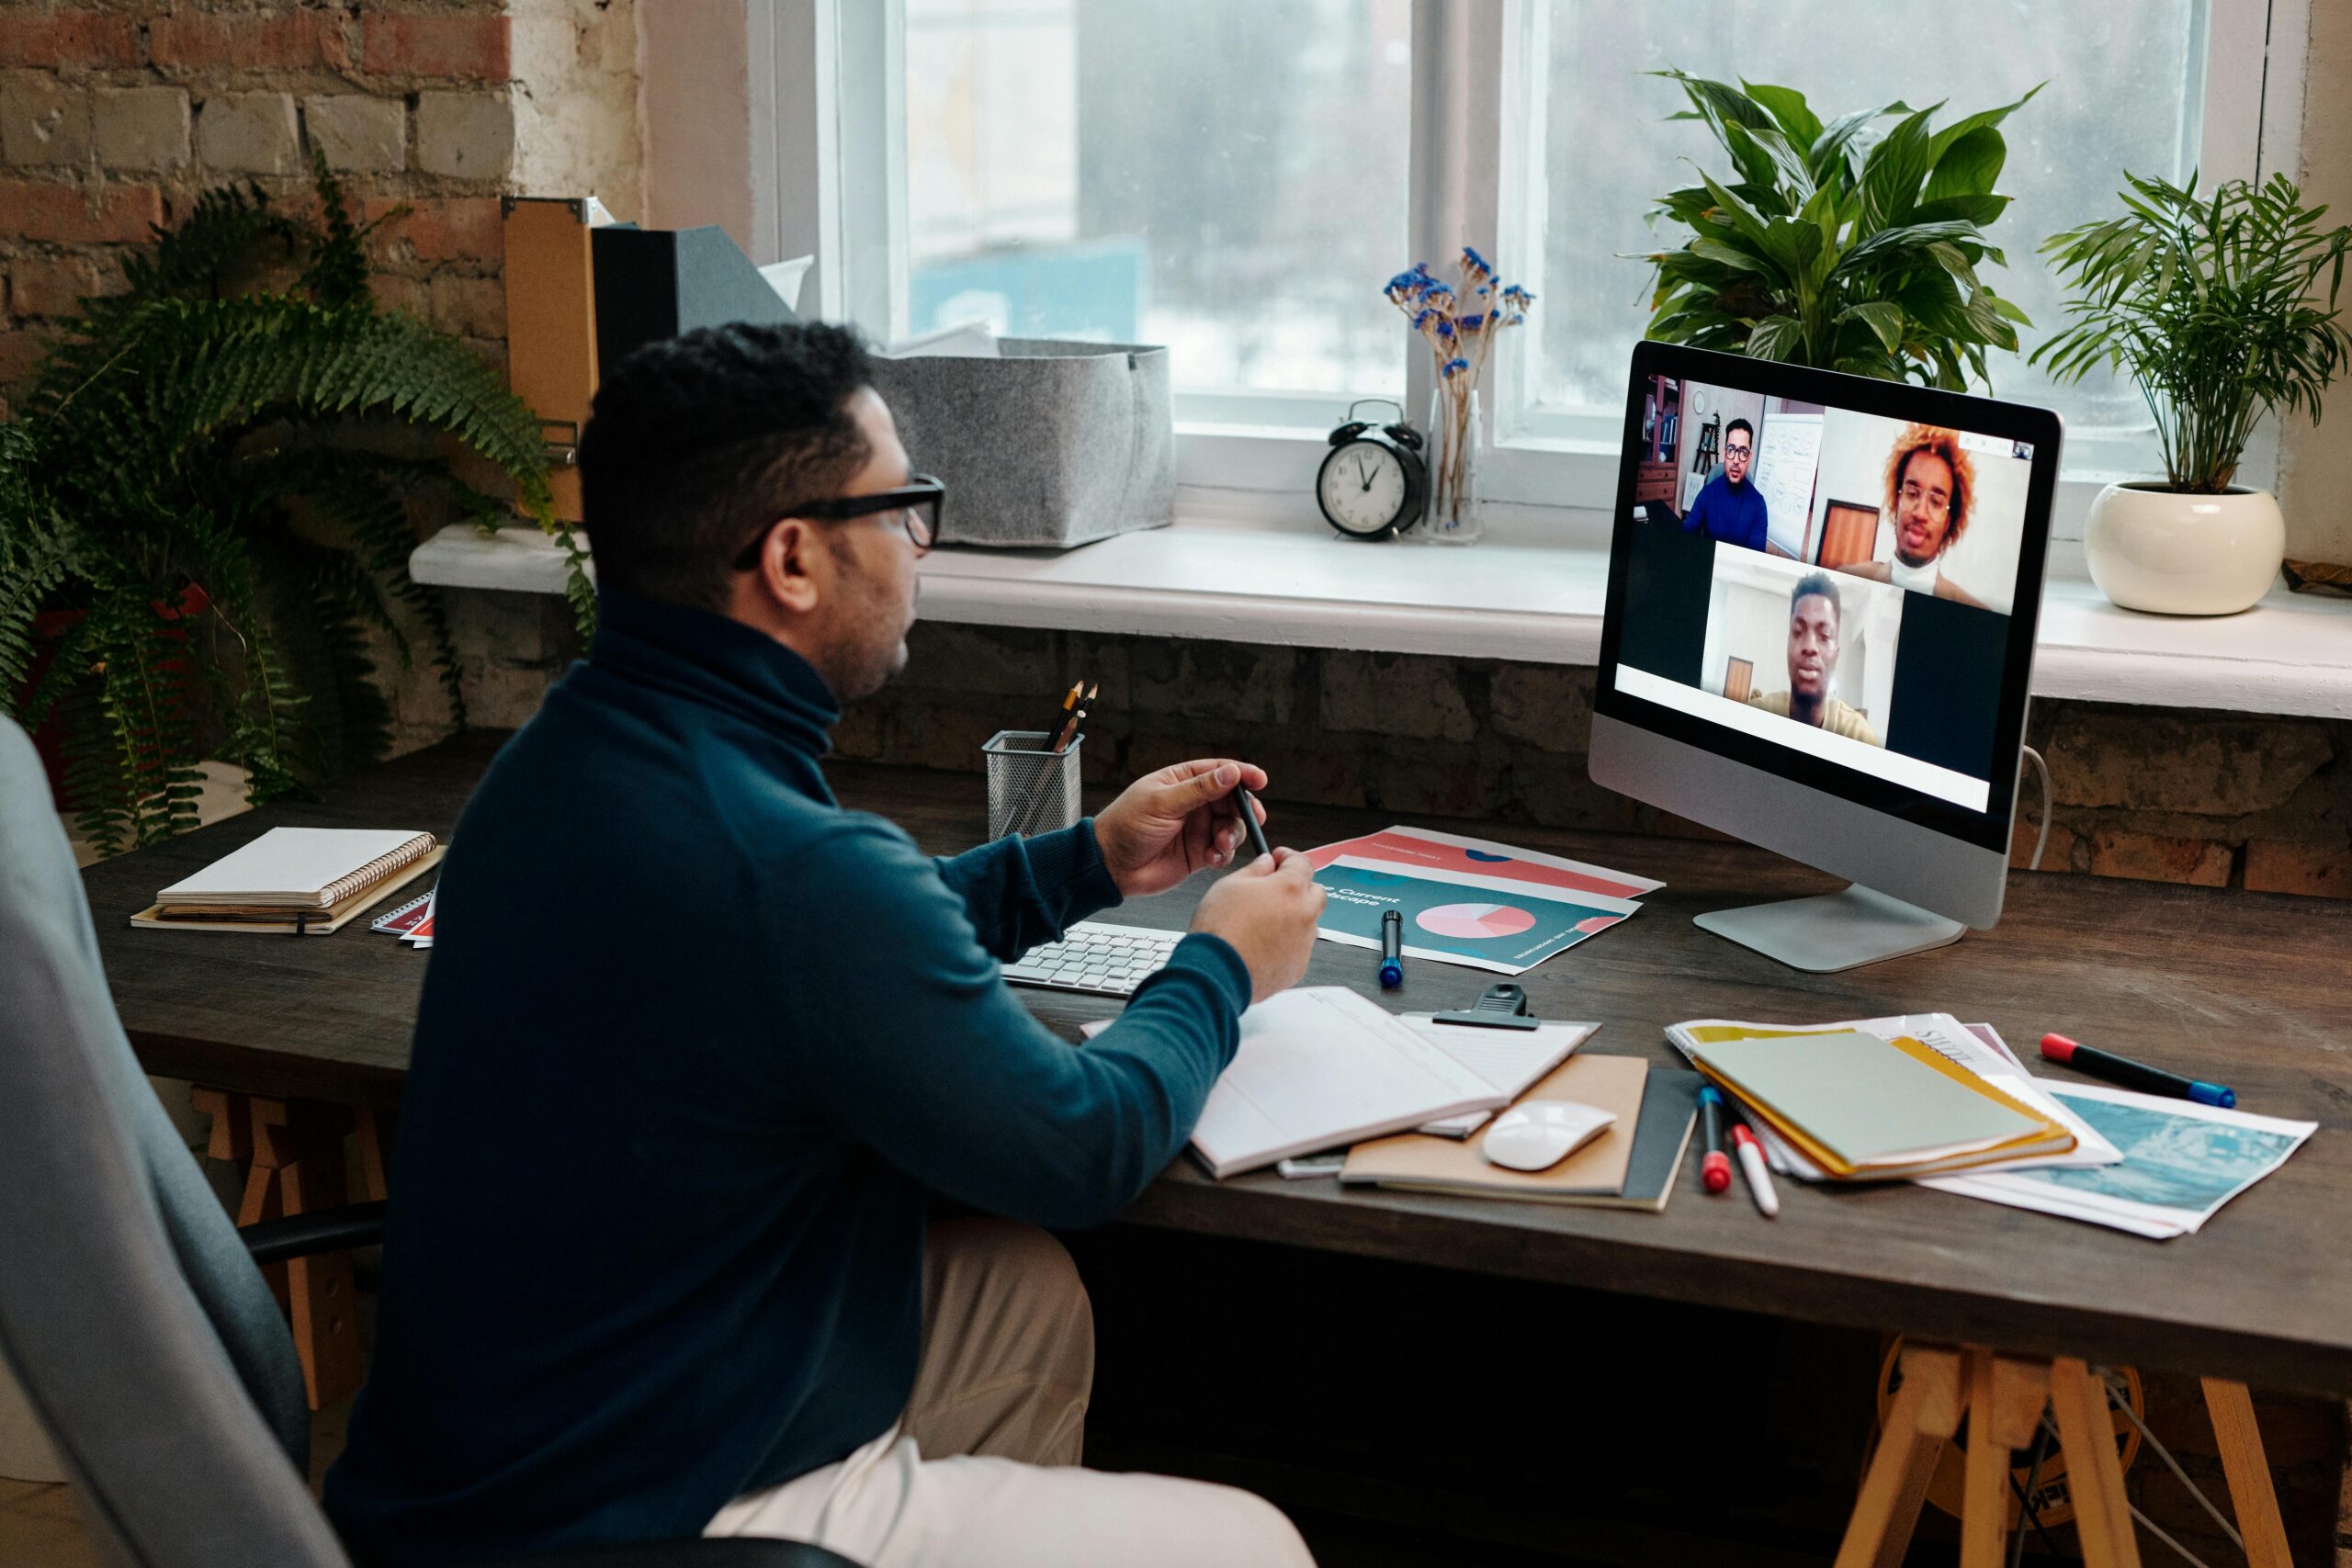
[1745,572,1884,748]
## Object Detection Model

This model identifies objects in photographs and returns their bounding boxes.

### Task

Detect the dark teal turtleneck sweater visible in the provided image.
[324,589,1250,1564]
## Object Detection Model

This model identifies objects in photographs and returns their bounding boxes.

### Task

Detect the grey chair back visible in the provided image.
[0,717,346,1568]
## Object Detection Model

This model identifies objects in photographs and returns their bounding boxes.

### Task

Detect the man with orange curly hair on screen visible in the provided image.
[1838,423,1987,609]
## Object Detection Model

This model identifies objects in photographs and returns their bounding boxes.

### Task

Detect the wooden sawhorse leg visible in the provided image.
[191,1089,382,1411]
[1837,1343,2293,1568]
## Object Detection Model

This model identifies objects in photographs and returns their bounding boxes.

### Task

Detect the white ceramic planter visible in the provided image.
[2082,481,2285,615]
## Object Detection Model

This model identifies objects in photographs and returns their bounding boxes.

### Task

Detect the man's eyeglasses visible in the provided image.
[1724,442,1753,458]
[1898,481,1951,518]
[732,476,945,570]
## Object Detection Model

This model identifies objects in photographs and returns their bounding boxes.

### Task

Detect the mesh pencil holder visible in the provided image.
[983,730,1084,840]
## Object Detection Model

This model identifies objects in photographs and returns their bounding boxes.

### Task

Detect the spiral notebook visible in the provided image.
[134,828,441,936]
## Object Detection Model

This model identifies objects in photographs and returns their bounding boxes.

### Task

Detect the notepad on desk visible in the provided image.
[1083,987,1504,1179]
[132,827,442,936]
[1342,1056,1705,1212]
[1396,1013,1599,1137]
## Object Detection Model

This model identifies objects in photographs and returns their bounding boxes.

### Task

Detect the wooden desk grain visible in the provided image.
[83,731,2352,1398]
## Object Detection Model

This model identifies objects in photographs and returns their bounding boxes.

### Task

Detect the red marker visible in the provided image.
[1731,1124,1781,1218]
[1698,1085,1731,1194]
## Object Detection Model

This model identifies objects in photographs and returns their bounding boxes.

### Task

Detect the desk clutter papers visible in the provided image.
[1343,1057,1704,1213]
[370,887,437,949]
[1305,827,1662,977]
[1921,1085,2318,1240]
[132,828,442,936]
[1084,987,1503,1179]
[1396,1013,1600,1137]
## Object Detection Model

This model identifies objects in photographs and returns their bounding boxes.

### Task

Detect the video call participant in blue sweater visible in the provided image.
[326,323,1323,1568]
[1679,417,1770,550]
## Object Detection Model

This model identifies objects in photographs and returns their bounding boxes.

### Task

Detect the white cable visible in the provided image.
[2020,744,2052,871]
[2102,1370,2244,1550]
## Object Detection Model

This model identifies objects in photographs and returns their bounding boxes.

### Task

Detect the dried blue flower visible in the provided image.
[1436,319,1455,339]
[1411,308,1435,330]
[1442,356,1471,377]
[1458,313,1485,333]
[1462,245,1492,277]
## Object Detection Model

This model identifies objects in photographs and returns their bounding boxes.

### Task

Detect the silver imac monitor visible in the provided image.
[1589,343,2062,972]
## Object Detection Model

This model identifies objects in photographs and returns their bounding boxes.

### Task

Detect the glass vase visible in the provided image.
[1420,386,1484,545]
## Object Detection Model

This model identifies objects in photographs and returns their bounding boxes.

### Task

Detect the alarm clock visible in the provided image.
[1317,399,1426,540]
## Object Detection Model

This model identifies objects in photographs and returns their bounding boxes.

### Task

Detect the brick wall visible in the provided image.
[0,1,518,405]
[830,620,2352,901]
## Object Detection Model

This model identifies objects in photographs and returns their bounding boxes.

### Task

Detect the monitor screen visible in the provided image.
[1596,344,2062,853]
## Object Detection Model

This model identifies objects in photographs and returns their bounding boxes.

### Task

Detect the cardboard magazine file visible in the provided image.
[866,339,1176,549]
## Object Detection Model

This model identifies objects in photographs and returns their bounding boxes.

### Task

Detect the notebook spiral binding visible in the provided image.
[316,834,437,908]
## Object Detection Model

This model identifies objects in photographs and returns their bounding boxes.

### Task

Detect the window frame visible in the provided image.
[786,0,2306,541]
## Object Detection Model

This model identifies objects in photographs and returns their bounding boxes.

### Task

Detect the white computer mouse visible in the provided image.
[1479,1101,1618,1172]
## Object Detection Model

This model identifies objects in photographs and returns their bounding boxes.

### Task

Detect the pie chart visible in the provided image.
[1417,902,1538,941]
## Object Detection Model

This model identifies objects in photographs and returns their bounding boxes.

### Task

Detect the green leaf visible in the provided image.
[1838,300,1905,355]
[1859,105,1941,229]
[1742,80,1823,150]
[1725,121,1816,202]
[1690,237,1776,276]
[1745,315,1806,360]
[1924,125,2008,203]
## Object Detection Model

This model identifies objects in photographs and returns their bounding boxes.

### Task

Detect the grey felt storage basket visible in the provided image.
[867,338,1175,549]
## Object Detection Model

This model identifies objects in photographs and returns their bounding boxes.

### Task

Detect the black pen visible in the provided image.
[1233,784,1272,863]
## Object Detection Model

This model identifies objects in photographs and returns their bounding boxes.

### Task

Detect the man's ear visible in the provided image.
[749,518,824,616]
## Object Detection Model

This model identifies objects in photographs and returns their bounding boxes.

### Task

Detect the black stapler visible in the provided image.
[1430,982,1540,1031]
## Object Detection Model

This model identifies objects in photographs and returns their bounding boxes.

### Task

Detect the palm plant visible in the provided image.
[0,159,573,854]
[1639,72,2035,389]
[2032,172,2352,492]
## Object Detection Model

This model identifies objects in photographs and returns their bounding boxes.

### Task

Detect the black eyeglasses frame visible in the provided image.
[731,475,946,570]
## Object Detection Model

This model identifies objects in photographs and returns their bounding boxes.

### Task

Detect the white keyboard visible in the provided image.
[1002,921,1184,998]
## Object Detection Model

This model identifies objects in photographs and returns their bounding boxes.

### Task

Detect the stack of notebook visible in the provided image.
[1670,1024,2075,1181]
[132,827,443,936]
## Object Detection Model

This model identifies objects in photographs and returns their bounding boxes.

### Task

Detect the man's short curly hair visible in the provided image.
[578,322,876,611]
[1883,423,1976,553]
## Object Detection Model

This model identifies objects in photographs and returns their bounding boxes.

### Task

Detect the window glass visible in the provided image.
[903,0,1413,400]
[1521,2,2205,435]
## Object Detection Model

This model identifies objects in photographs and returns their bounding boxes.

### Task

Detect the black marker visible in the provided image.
[1379,908,1403,989]
[2041,1033,2235,1108]
[1234,784,1272,863]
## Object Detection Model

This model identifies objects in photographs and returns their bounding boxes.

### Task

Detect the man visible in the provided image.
[1837,423,1986,608]
[1744,572,1884,747]
[1680,416,1769,550]
[325,323,1324,1568]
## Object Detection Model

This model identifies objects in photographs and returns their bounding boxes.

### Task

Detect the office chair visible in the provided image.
[0,717,855,1568]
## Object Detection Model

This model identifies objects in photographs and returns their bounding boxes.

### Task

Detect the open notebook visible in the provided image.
[1084,987,1503,1179]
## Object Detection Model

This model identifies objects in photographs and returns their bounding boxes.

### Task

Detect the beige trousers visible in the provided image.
[707,1217,1315,1568]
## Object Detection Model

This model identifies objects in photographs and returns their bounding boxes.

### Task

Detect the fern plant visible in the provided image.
[1638,72,2036,389]
[0,157,573,854]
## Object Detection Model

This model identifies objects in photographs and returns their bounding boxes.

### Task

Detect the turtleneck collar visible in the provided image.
[586,587,842,767]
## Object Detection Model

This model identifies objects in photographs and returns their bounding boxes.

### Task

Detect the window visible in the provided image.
[813,0,2292,512]
[895,0,1413,423]
[1508,0,2216,463]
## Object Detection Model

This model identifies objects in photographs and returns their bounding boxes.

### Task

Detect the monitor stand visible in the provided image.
[1693,885,1965,973]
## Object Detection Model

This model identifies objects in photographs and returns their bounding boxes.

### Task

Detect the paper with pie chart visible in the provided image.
[1312,855,1644,976]
[1303,824,1664,900]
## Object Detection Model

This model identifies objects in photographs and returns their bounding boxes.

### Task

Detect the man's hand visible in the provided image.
[1190,849,1325,1003]
[1092,758,1269,899]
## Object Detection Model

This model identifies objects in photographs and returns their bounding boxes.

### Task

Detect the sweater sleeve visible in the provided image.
[767,818,1250,1228]
[930,819,1124,962]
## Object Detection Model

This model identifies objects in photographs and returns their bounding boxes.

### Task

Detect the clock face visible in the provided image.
[1319,441,1410,536]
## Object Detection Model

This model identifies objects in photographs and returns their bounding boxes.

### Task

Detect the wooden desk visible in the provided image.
[82,730,2352,1407]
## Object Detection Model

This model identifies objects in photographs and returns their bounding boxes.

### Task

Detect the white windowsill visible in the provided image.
[409,517,2352,720]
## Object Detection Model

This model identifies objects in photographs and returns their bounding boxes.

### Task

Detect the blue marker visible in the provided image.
[1378,908,1404,989]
